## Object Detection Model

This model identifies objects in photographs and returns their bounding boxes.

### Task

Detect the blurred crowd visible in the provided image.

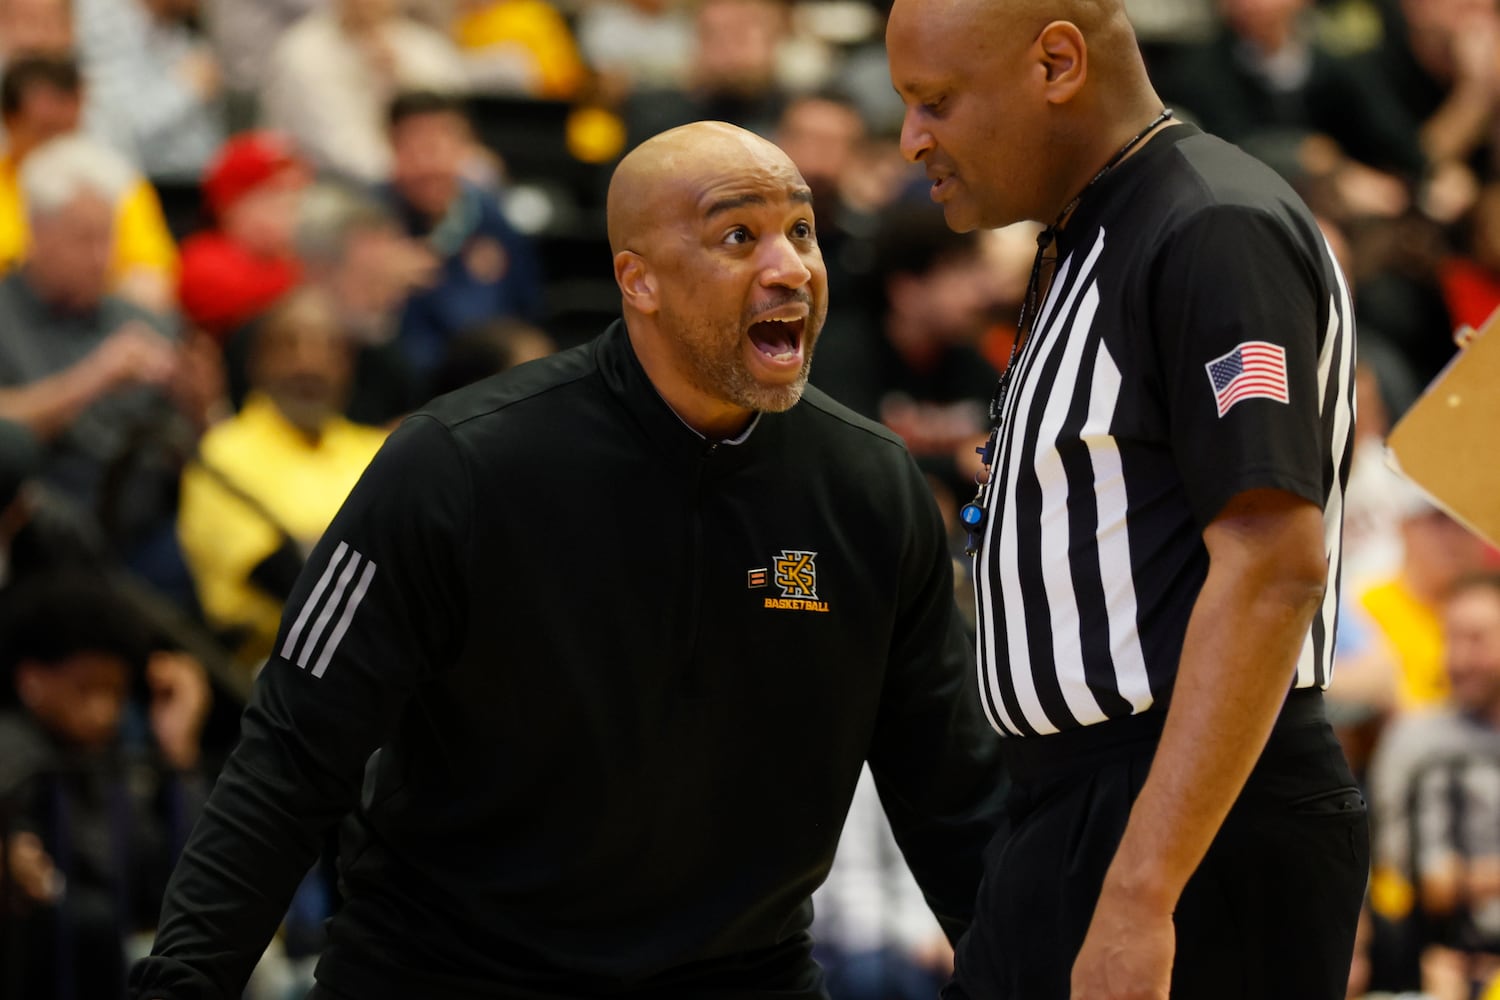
[1,0,1499,997]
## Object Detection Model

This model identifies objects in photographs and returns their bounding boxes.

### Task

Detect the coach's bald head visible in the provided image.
[886,0,1169,230]
[607,121,796,253]
[604,121,828,440]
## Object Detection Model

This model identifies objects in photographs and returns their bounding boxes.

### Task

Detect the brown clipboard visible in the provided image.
[1385,311,1500,548]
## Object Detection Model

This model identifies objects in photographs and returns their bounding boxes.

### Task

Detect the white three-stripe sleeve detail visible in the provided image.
[281,540,350,662]
[311,559,378,679]
[297,550,364,670]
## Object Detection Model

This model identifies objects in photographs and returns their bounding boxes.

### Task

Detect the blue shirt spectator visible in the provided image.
[379,90,543,380]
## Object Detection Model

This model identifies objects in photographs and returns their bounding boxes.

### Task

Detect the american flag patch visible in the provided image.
[1204,341,1289,418]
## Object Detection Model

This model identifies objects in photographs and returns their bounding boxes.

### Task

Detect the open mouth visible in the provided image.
[747,316,806,366]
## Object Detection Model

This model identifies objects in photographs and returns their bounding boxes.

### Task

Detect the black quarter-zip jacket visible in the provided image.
[132,321,1006,1000]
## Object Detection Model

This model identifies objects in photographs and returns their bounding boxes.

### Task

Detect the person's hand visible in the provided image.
[176,49,222,100]
[1451,12,1500,94]
[356,29,399,83]
[881,397,988,458]
[1420,943,1472,1000]
[1421,159,1480,225]
[1070,885,1173,1000]
[6,832,63,904]
[912,934,955,975]
[1330,161,1410,219]
[384,236,441,293]
[83,321,179,396]
[168,332,229,430]
[147,651,212,771]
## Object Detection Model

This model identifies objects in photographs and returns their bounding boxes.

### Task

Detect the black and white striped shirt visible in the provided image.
[972,124,1356,738]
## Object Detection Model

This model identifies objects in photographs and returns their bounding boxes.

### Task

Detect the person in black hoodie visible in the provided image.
[131,121,1006,1000]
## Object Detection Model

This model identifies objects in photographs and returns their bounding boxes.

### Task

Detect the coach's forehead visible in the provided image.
[607,121,806,251]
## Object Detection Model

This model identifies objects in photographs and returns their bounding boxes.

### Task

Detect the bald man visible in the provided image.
[130,122,1006,1000]
[886,2,1366,999]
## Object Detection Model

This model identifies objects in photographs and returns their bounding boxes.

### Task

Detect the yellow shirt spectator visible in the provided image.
[1360,576,1449,710]
[0,152,180,292]
[179,392,387,670]
[454,0,588,99]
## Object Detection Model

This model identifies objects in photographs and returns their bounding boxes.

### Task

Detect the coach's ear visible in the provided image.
[1037,20,1086,106]
[615,250,659,315]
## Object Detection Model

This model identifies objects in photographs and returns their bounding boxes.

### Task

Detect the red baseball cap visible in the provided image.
[203,131,304,217]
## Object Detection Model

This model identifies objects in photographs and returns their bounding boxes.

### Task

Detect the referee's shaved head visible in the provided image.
[887,0,1165,229]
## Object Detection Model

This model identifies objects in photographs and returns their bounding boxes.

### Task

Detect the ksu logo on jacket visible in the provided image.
[747,550,830,613]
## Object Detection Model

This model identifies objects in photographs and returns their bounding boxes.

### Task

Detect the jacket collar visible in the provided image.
[592,319,773,471]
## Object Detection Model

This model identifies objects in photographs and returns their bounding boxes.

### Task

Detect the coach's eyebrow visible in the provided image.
[704,188,814,219]
[705,193,768,219]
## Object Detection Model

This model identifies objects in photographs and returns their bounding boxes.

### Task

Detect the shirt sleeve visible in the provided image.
[112,180,181,284]
[865,451,1006,945]
[1150,203,1329,527]
[130,415,471,999]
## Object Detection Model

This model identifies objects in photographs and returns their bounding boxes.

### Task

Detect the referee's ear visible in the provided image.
[615,250,659,315]
[1037,20,1086,104]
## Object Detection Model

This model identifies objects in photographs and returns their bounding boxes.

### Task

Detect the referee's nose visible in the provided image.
[899,108,934,164]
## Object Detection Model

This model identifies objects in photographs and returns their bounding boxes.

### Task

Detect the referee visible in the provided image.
[887,1,1367,998]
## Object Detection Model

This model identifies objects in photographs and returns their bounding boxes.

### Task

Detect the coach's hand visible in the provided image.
[1070,883,1172,1000]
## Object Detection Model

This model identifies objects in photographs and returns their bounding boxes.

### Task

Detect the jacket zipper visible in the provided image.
[682,440,717,694]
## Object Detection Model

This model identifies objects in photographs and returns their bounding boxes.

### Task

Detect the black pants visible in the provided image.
[945,690,1368,1000]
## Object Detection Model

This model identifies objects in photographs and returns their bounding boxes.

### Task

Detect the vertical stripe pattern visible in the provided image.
[973,215,1355,737]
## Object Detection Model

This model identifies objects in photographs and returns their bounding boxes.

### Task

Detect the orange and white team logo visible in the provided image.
[748,550,830,613]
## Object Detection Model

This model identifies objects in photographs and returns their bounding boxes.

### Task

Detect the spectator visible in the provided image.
[260,0,467,185]
[1440,181,1500,335]
[0,417,118,598]
[225,182,433,425]
[575,0,694,98]
[1371,0,1500,176]
[178,131,308,343]
[1343,361,1410,593]
[1368,573,1500,984]
[0,53,180,313]
[810,202,1001,498]
[622,0,792,146]
[0,572,211,999]
[295,182,434,423]
[1360,480,1492,711]
[1154,0,1425,181]
[813,765,954,1000]
[178,286,386,672]
[449,0,588,99]
[0,0,71,67]
[72,0,226,181]
[0,135,218,594]
[424,316,554,400]
[773,89,872,299]
[381,90,542,379]
[199,0,323,129]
